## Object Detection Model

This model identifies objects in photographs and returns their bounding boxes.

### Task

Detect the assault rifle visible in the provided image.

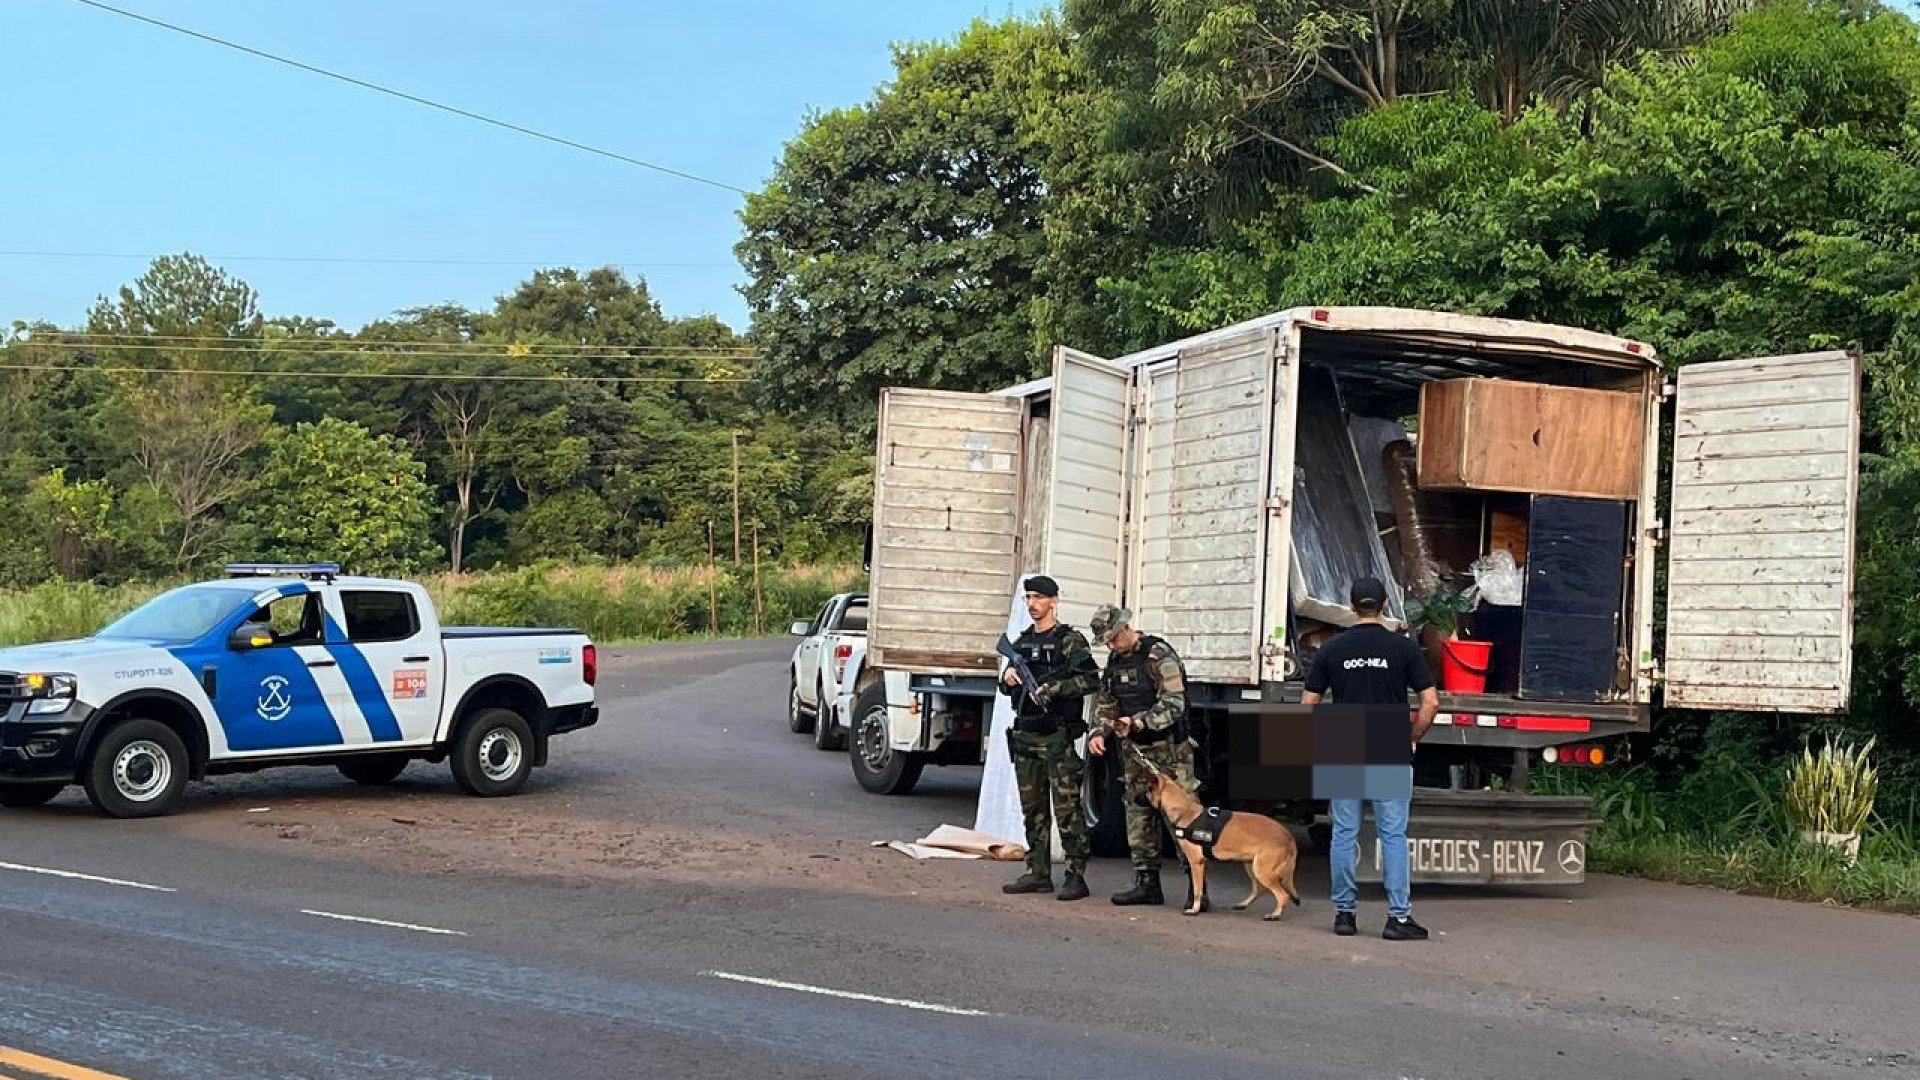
[995,634,1048,706]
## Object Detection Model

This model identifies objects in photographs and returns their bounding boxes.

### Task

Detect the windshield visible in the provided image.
[96,585,263,644]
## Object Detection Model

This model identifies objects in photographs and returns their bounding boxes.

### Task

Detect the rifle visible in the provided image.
[995,634,1048,706]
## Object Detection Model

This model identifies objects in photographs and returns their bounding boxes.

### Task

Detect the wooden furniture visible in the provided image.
[1417,378,1642,500]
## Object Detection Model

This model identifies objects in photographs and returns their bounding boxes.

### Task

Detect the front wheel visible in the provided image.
[813,679,847,752]
[83,719,189,819]
[787,673,814,734]
[848,683,923,795]
[0,783,66,809]
[450,707,535,797]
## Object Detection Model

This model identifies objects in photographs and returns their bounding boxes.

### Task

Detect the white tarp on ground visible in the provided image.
[871,824,1025,861]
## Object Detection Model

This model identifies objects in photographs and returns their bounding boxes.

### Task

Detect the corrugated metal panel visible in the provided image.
[1663,350,1860,712]
[869,388,1026,673]
[1128,363,1178,645]
[1042,348,1131,655]
[1164,329,1277,683]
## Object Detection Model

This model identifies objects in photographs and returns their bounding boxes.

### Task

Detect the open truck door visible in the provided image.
[1163,327,1289,684]
[1040,347,1132,659]
[867,387,1027,674]
[1660,350,1862,712]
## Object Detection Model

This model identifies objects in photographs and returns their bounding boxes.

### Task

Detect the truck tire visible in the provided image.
[848,682,923,795]
[0,783,66,808]
[787,673,815,735]
[337,754,410,786]
[812,678,846,752]
[450,707,535,797]
[82,718,189,819]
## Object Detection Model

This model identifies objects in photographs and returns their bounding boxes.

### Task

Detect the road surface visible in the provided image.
[1,639,1913,1079]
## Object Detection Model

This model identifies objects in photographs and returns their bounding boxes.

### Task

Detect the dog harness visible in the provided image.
[1172,806,1235,857]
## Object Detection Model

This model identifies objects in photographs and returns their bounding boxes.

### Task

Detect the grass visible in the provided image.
[0,563,866,647]
[1533,759,1920,915]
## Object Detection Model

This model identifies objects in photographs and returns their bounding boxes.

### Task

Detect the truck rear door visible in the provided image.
[1162,326,1288,684]
[868,387,1027,672]
[1041,346,1132,657]
[1661,349,1861,711]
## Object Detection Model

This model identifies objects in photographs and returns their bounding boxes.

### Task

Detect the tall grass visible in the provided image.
[1533,758,1920,914]
[0,563,866,647]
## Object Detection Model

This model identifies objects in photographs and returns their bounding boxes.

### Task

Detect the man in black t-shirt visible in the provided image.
[1300,576,1439,941]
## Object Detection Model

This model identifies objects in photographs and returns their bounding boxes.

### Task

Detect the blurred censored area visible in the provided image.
[1222,705,1414,802]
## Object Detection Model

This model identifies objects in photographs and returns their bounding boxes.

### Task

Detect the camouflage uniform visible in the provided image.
[999,621,1100,890]
[1089,605,1200,906]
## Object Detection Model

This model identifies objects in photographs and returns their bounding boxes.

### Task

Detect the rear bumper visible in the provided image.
[551,703,598,735]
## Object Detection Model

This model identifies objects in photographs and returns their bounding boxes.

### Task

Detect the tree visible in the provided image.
[226,418,437,574]
[736,17,1078,421]
[85,256,274,570]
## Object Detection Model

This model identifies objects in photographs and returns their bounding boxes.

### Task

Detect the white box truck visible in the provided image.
[845,306,1860,885]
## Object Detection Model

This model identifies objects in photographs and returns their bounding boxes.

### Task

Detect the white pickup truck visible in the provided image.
[786,591,867,752]
[0,562,599,818]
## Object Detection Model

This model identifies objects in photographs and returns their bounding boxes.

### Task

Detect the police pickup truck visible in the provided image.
[0,563,598,818]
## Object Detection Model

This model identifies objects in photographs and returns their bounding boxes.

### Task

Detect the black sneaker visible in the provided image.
[1334,911,1357,936]
[1002,872,1053,894]
[1383,916,1429,941]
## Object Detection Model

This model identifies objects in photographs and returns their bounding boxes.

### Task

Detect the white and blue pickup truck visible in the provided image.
[0,563,598,818]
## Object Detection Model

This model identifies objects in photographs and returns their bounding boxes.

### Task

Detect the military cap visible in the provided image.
[1024,574,1060,597]
[1089,603,1131,643]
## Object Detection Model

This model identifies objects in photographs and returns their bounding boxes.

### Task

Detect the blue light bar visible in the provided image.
[223,562,341,581]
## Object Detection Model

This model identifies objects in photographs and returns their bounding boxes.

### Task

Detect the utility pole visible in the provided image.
[731,431,742,566]
[706,519,719,635]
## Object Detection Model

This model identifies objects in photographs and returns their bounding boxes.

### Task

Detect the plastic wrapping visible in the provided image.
[1471,549,1525,606]
[1289,367,1404,625]
[1382,439,1444,597]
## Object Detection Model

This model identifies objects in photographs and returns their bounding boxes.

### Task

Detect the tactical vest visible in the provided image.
[1012,623,1088,736]
[1105,635,1186,744]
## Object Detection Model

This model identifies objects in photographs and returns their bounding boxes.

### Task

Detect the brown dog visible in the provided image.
[1135,763,1303,920]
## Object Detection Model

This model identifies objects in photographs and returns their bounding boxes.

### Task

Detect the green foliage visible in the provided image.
[225,418,438,575]
[1785,737,1880,836]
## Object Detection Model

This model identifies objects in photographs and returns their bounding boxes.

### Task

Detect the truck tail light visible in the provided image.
[833,642,853,683]
[583,644,597,686]
[1543,744,1606,765]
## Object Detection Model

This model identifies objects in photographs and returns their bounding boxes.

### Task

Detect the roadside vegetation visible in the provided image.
[0,564,864,648]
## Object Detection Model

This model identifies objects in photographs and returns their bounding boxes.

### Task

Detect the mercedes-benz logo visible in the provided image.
[1558,839,1586,875]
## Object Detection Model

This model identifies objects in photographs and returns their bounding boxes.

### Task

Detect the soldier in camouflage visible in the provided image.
[1087,604,1201,907]
[998,575,1102,901]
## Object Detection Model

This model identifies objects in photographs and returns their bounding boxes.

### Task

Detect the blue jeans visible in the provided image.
[1329,793,1412,920]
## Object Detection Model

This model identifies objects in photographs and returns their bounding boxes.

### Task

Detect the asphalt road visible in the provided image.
[1,638,1915,1080]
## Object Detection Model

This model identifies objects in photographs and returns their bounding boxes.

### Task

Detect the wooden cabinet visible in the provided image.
[1416,378,1643,500]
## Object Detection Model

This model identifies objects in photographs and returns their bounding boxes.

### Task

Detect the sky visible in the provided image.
[2,0,1047,334]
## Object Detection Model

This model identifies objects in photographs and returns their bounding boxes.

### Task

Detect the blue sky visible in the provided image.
[3,0,1046,333]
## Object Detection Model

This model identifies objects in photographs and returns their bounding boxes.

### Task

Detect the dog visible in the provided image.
[1130,753,1303,920]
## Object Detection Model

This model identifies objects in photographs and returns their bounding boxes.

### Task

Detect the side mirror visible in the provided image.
[229,624,273,650]
[788,620,812,637]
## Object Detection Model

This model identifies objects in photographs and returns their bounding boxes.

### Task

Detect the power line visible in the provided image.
[64,0,752,196]
[14,341,759,364]
[30,332,757,355]
[0,362,754,385]
[0,250,736,269]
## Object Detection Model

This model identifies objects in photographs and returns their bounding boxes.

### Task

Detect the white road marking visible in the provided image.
[300,909,466,936]
[0,860,176,893]
[703,970,994,1017]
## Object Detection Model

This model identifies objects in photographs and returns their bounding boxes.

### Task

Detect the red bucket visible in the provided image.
[1440,638,1493,693]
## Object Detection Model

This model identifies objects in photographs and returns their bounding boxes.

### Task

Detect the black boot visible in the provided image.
[1002,871,1053,894]
[1057,870,1089,901]
[1110,869,1164,906]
